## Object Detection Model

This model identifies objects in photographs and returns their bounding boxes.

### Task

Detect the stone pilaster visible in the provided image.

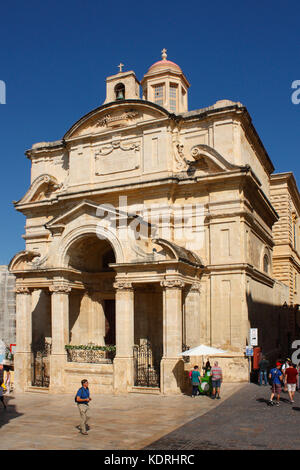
[160,280,185,394]
[184,283,202,348]
[49,281,71,393]
[113,281,134,393]
[14,286,32,392]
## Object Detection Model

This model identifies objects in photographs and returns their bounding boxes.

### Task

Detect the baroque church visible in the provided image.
[9,50,300,394]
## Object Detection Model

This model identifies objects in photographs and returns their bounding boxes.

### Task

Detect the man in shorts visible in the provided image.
[268,362,283,406]
[211,361,223,399]
[285,362,298,403]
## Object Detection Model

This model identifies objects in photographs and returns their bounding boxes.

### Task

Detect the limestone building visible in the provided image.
[9,51,298,394]
[0,266,16,349]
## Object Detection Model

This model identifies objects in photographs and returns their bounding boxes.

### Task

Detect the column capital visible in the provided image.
[15,286,31,295]
[189,282,201,293]
[113,281,133,291]
[49,282,71,294]
[160,279,185,289]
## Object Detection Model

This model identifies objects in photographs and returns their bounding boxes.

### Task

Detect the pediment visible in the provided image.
[64,100,169,140]
[15,174,62,206]
[45,200,138,236]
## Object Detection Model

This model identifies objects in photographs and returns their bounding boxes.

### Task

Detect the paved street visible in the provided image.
[0,384,242,450]
[145,383,300,450]
[1,383,300,450]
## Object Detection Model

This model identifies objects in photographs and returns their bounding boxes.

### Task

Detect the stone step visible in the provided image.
[25,386,49,394]
[130,386,161,395]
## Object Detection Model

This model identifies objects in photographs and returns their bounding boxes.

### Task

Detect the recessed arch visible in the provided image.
[58,223,125,269]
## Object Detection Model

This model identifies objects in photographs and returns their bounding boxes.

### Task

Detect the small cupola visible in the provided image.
[141,49,190,113]
[103,63,140,104]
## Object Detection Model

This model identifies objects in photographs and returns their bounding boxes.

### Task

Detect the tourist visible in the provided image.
[281,358,291,392]
[285,362,298,403]
[258,355,269,386]
[0,384,6,409]
[190,366,201,397]
[203,360,211,375]
[211,361,223,399]
[0,364,3,386]
[75,379,91,435]
[268,362,283,406]
[4,366,11,394]
[297,363,300,391]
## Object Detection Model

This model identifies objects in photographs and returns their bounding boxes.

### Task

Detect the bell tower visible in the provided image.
[103,63,140,104]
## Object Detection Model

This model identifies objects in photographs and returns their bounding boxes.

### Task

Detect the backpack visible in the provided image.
[74,387,84,403]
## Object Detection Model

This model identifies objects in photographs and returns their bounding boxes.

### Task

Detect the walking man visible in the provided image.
[285,362,298,403]
[211,361,223,399]
[76,379,91,435]
[269,362,283,406]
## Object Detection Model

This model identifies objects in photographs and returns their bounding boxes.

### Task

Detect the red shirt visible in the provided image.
[285,367,298,384]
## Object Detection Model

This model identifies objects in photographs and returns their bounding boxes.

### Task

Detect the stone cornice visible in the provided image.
[205,263,275,287]
[270,172,300,214]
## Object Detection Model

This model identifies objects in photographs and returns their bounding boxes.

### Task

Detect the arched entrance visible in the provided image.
[65,234,117,349]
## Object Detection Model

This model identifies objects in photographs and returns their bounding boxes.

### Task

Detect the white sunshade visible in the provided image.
[181,344,227,356]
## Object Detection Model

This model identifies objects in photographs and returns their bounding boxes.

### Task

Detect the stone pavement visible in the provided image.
[145,383,300,450]
[0,383,242,450]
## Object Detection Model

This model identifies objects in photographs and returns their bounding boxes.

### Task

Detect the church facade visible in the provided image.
[10,51,298,394]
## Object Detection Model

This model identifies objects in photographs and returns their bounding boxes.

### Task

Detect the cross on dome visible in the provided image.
[161,48,167,60]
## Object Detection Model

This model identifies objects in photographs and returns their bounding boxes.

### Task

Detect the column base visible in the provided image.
[113,357,134,394]
[14,352,32,392]
[49,354,67,393]
[160,357,185,395]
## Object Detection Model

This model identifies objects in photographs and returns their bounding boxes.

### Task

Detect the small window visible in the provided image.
[154,84,164,106]
[263,254,269,274]
[169,84,177,112]
[115,83,125,100]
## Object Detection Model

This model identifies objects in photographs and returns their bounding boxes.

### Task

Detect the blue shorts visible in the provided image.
[212,379,221,388]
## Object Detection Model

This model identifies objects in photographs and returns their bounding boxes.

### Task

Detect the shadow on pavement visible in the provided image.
[0,395,23,429]
[256,398,270,406]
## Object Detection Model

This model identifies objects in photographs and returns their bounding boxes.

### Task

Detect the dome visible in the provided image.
[146,49,182,75]
[147,59,182,74]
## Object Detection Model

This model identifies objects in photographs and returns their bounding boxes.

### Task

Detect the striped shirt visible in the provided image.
[211,366,222,381]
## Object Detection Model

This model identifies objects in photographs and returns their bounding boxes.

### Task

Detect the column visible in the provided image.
[49,281,71,393]
[160,279,185,394]
[14,286,32,392]
[113,281,134,393]
[184,283,202,348]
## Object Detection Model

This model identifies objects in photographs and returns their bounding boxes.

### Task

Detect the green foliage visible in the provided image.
[65,344,116,352]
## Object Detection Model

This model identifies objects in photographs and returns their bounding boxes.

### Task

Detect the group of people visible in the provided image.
[190,360,223,399]
[259,356,299,406]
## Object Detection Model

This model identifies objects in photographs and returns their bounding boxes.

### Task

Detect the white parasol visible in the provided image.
[181,344,227,356]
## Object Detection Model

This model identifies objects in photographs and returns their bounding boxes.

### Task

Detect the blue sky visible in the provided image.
[0,0,299,265]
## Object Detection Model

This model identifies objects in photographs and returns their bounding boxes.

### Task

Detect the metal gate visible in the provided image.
[31,338,51,388]
[133,340,161,388]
